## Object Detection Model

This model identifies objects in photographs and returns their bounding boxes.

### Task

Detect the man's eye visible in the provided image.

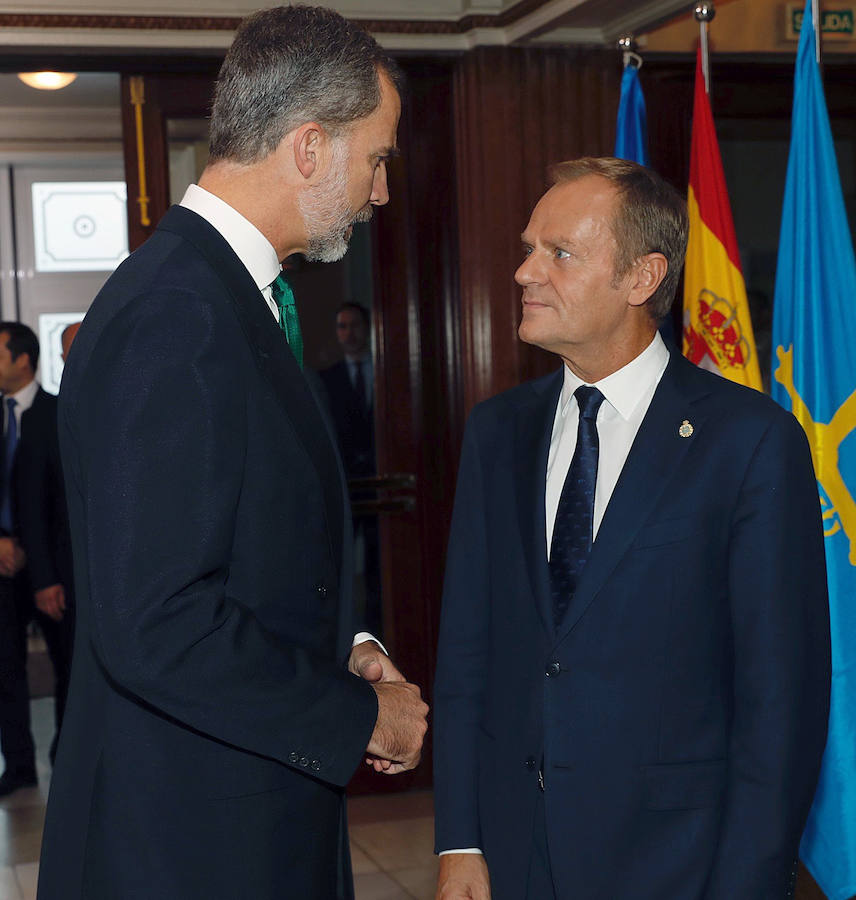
[554,248,571,260]
[522,246,533,258]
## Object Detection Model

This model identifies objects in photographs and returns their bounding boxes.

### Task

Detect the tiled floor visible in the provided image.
[0,698,437,900]
[350,791,438,899]
[0,698,53,900]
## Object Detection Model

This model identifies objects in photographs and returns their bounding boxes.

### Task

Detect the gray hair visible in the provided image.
[209,5,404,164]
[550,157,689,321]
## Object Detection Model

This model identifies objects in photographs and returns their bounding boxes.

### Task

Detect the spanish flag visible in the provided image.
[682,49,762,391]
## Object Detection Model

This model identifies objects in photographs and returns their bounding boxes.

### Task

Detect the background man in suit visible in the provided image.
[434,158,830,899]
[321,303,381,635]
[15,321,79,767]
[0,322,39,796]
[38,7,427,900]
[323,303,375,478]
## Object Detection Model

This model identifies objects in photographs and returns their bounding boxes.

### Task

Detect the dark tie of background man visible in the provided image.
[271,275,304,370]
[1,397,17,532]
[352,359,368,414]
[549,385,605,629]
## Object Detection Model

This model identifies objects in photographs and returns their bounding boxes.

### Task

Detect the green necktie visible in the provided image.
[271,274,303,369]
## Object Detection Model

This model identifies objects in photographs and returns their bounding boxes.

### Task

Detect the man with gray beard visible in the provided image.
[37,7,427,900]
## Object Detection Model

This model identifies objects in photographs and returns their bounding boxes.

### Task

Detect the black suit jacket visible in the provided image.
[15,387,73,598]
[319,360,375,477]
[434,352,831,899]
[37,206,378,900]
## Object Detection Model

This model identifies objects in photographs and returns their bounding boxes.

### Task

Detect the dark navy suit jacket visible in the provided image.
[434,351,830,899]
[37,206,377,900]
[16,388,74,598]
[319,360,375,478]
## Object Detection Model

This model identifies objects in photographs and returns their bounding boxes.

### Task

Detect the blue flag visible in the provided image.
[614,62,649,166]
[771,3,856,898]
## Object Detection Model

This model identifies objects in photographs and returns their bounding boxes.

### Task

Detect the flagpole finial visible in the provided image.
[695,2,715,94]
[694,2,716,22]
[617,35,642,69]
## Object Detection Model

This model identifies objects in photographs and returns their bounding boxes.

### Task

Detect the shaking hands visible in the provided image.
[349,640,429,774]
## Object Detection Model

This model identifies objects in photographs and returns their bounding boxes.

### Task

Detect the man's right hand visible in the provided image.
[35,584,66,621]
[366,681,428,774]
[436,853,491,899]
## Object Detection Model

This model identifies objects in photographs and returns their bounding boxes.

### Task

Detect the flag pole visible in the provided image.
[694,3,716,94]
[812,0,822,63]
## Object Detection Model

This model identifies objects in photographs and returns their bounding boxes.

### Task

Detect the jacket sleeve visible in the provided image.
[433,410,491,852]
[66,287,377,787]
[15,408,62,592]
[704,412,830,898]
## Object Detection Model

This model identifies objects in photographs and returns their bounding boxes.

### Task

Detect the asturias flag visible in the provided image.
[682,48,762,390]
[614,61,649,166]
[772,3,856,897]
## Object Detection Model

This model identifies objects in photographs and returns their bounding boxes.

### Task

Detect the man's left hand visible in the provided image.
[35,584,66,621]
[0,537,26,577]
[349,640,415,774]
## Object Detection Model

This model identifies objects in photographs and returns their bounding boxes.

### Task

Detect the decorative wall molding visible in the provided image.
[0,0,546,34]
[0,14,240,31]
[0,0,694,52]
[0,106,122,141]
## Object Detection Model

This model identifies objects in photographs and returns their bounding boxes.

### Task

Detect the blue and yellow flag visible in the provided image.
[614,61,649,166]
[772,3,856,897]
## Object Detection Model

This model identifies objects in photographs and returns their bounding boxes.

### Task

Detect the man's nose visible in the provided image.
[515,253,542,286]
[370,162,390,207]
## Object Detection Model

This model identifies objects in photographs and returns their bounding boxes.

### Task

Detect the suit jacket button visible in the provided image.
[311,759,321,771]
[299,756,309,767]
[525,756,536,770]
[546,661,561,677]
[317,585,327,597]
[288,752,299,763]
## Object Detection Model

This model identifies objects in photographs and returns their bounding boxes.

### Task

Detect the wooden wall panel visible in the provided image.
[120,74,170,251]
[120,71,216,251]
[453,46,621,412]
[360,58,460,792]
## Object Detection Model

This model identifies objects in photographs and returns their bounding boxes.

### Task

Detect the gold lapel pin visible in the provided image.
[678,419,694,438]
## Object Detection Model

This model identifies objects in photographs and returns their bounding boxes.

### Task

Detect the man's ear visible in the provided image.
[628,252,668,308]
[292,122,325,179]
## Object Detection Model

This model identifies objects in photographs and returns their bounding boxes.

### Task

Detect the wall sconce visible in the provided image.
[17,72,78,90]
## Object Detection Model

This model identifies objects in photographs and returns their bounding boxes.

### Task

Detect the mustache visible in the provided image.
[352,205,374,225]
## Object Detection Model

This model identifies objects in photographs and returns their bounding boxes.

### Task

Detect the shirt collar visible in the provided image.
[5,378,39,411]
[345,352,371,365]
[560,332,669,421]
[179,184,281,291]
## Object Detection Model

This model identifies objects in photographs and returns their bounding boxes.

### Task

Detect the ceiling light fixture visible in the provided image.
[17,72,78,90]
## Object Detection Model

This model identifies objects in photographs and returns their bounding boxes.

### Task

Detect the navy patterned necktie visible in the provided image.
[549,385,605,629]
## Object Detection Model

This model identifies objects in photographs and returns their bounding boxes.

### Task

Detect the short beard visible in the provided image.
[298,140,372,264]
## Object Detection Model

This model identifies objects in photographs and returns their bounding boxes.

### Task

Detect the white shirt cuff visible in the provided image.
[352,632,389,657]
[439,849,483,855]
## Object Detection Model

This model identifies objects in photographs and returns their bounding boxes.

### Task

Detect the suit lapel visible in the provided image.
[555,353,711,644]
[157,206,346,582]
[514,370,564,638]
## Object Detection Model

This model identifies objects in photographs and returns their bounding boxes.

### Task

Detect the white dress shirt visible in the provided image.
[443,332,670,857]
[178,185,382,653]
[546,332,670,555]
[180,184,282,320]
